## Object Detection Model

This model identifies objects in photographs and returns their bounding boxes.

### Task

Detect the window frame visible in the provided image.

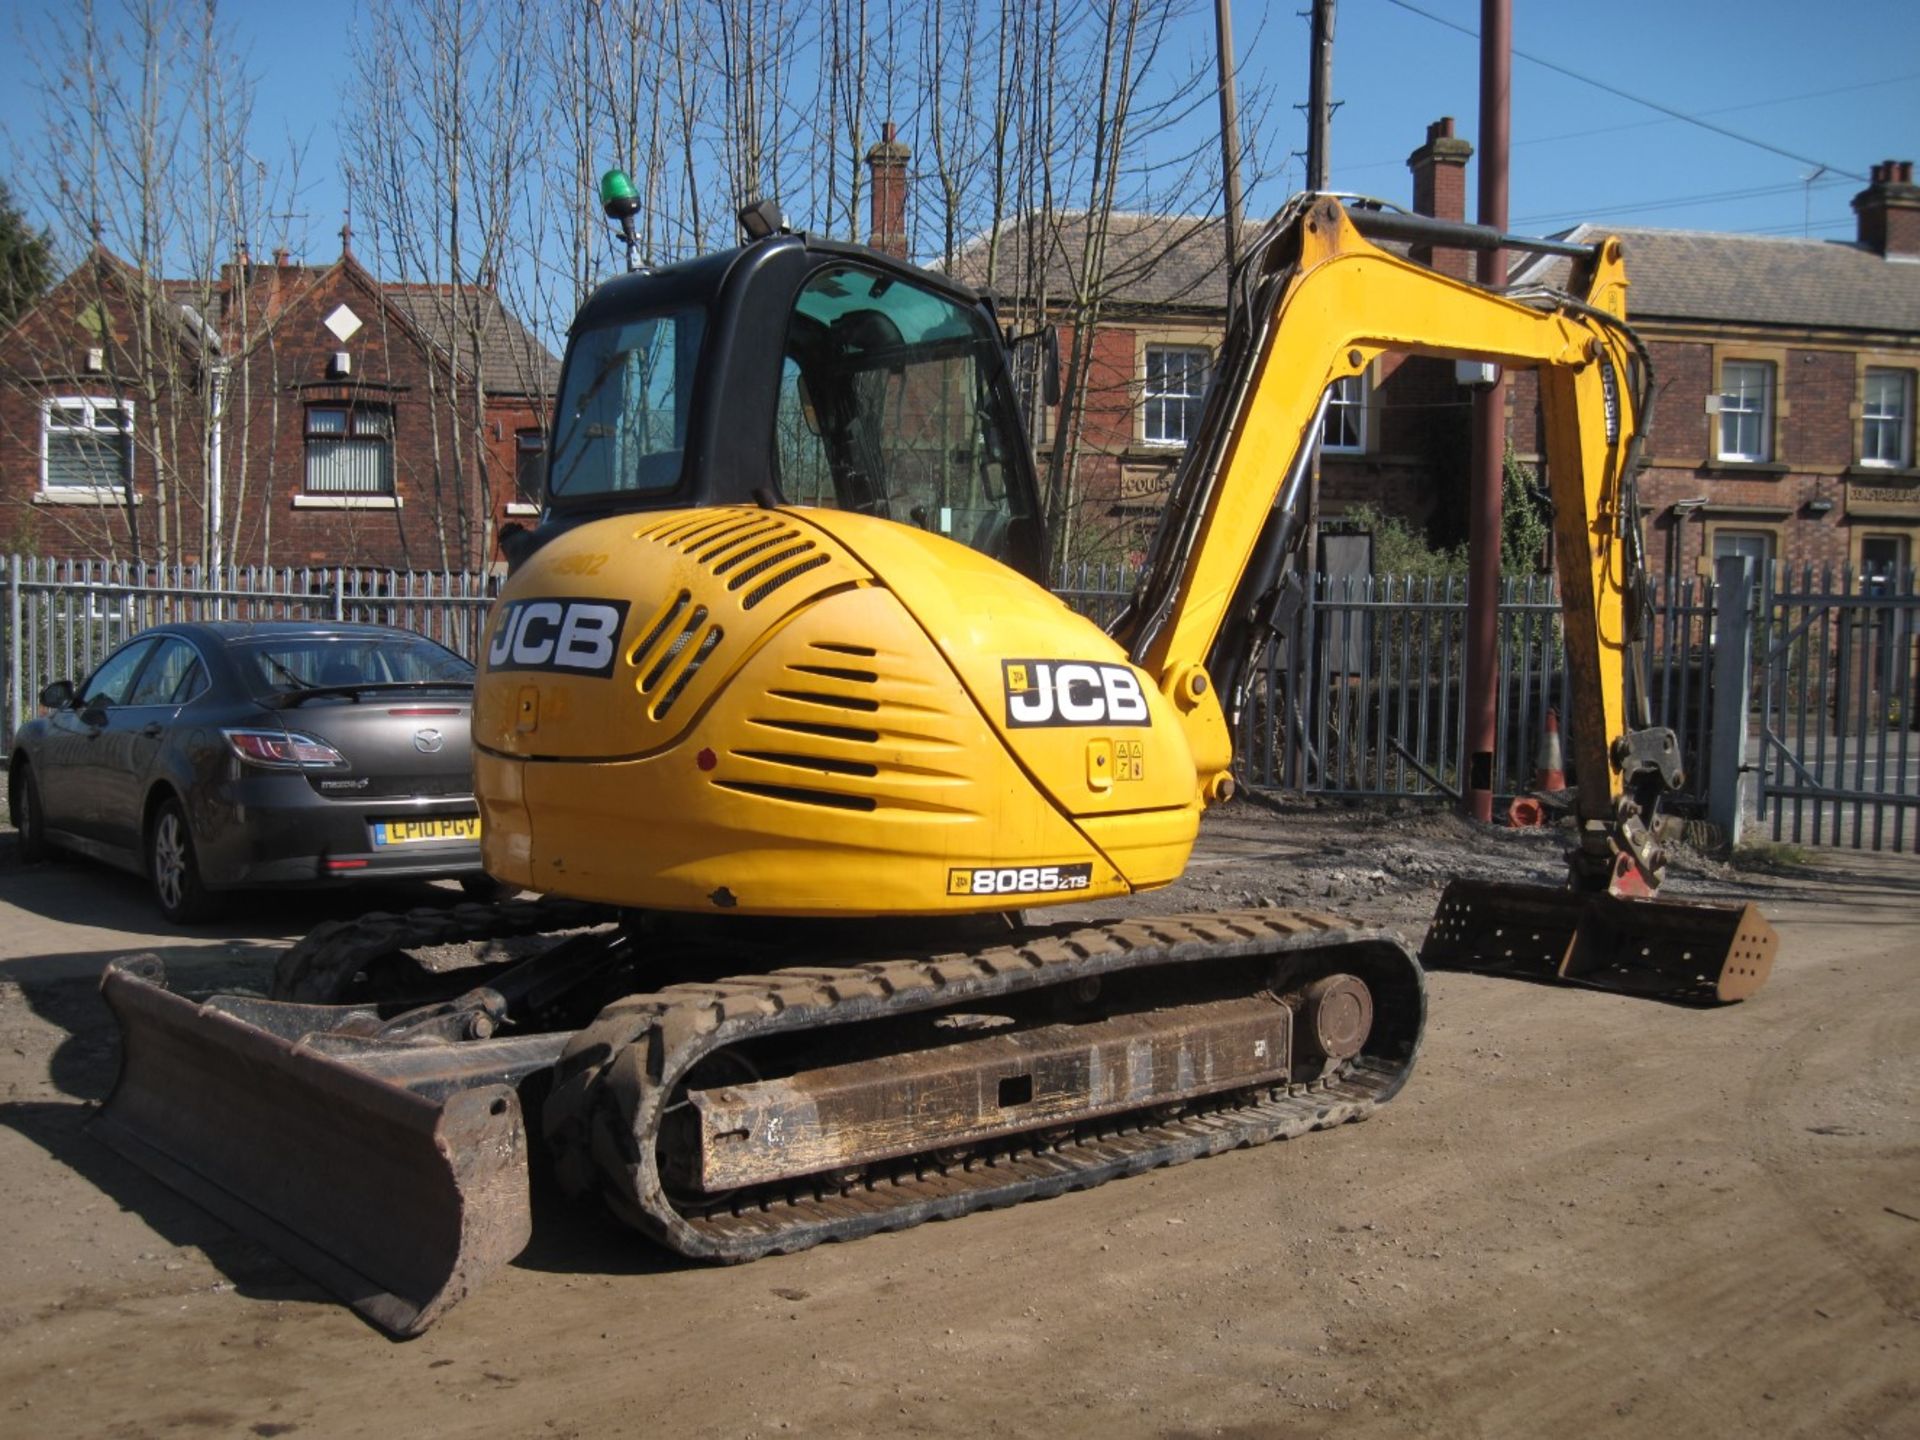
[1714,359,1776,464]
[1320,372,1371,455]
[1706,525,1778,582]
[303,403,396,496]
[41,395,134,494]
[513,428,547,506]
[1141,344,1211,448]
[1855,531,1915,597]
[1861,366,1915,470]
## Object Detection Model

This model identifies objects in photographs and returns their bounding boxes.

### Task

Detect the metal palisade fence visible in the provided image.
[3,556,498,745]
[1755,562,1920,850]
[4,554,1916,850]
[1231,572,1716,811]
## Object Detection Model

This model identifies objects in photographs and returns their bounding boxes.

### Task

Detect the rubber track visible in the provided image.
[271,896,621,1002]
[546,908,1425,1262]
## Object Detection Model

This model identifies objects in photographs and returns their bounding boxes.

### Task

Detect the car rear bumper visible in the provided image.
[196,775,486,890]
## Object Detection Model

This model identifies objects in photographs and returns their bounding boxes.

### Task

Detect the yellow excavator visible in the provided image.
[94,195,1777,1337]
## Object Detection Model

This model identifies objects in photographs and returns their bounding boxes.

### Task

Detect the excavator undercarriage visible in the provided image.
[99,905,1423,1336]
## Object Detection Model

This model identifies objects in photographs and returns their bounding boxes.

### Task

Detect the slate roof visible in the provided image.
[1511,226,1920,335]
[134,262,562,392]
[952,207,1920,341]
[385,285,560,395]
[948,212,1230,314]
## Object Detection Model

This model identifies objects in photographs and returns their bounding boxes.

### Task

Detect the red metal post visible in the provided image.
[1464,0,1511,823]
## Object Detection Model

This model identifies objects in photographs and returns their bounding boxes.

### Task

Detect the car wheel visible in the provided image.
[13,764,50,863]
[150,798,220,924]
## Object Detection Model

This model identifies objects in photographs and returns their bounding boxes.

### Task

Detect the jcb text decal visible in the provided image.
[948,863,1094,896]
[1002,660,1150,728]
[487,597,630,678]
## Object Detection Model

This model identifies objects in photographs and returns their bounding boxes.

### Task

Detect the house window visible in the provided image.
[42,397,132,491]
[304,405,394,494]
[1716,361,1774,463]
[1860,535,1910,597]
[1862,368,1913,469]
[514,429,546,504]
[1321,374,1369,454]
[1143,346,1209,446]
[1712,528,1775,578]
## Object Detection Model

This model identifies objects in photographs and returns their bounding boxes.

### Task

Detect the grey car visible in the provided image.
[7,621,490,922]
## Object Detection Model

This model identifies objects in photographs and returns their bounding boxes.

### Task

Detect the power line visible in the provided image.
[1515,176,1852,228]
[1327,71,1916,180]
[1380,0,1870,181]
[1515,73,1920,151]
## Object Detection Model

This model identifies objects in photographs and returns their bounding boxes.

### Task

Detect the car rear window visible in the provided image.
[233,634,474,698]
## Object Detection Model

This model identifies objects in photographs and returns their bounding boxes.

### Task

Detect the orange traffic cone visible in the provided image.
[1507,707,1567,827]
[1537,707,1567,792]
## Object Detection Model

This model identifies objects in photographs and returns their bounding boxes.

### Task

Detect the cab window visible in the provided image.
[773,267,1031,565]
[549,308,706,500]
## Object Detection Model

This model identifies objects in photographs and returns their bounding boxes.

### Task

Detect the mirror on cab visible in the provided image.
[39,679,73,710]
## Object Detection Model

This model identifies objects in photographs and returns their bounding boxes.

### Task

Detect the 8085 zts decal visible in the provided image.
[487,597,631,678]
[1002,660,1150,728]
[948,863,1094,896]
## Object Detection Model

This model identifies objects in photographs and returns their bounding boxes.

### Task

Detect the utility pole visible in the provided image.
[1464,0,1511,825]
[1214,0,1246,276]
[1305,0,1337,190]
[1302,0,1338,591]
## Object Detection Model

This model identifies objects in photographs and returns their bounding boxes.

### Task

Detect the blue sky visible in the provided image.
[1,0,1914,261]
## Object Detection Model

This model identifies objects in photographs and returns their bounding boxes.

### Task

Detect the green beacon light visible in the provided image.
[599,168,640,220]
[599,168,642,272]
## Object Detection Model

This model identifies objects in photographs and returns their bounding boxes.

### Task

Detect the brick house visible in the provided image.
[943,119,1920,587]
[942,118,1494,565]
[0,239,558,571]
[1509,161,1920,589]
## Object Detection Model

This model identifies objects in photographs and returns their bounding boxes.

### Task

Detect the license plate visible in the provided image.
[372,816,481,846]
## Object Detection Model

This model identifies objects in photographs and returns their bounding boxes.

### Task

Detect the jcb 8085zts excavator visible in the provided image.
[95,197,1777,1336]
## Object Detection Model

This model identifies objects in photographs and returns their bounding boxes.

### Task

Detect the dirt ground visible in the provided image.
[1,795,1916,1439]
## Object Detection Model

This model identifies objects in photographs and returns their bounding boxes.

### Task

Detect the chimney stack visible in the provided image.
[1854,159,1920,259]
[865,121,911,259]
[273,247,291,267]
[1407,117,1475,280]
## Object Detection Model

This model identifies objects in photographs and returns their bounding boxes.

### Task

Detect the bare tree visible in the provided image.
[4,0,292,567]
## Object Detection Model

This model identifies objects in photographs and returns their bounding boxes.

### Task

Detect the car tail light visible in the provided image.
[223,728,350,770]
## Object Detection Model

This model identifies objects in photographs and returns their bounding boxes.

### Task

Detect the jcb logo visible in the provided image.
[1002,659,1150,728]
[487,597,630,678]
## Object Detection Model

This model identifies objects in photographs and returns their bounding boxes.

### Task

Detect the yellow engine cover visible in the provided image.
[473,507,1205,915]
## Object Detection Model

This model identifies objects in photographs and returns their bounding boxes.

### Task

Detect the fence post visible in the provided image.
[5,556,17,750]
[1708,554,1756,847]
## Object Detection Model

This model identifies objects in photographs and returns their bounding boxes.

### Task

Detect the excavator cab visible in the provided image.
[516,233,1048,583]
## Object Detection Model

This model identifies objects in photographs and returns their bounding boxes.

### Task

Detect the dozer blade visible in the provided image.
[1420,879,1777,1004]
[93,955,535,1338]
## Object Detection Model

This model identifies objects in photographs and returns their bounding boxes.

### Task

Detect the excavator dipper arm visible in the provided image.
[1118,197,1775,998]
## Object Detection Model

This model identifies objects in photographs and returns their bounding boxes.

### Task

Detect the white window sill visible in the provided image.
[293,495,402,510]
[504,502,540,517]
[35,490,139,506]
